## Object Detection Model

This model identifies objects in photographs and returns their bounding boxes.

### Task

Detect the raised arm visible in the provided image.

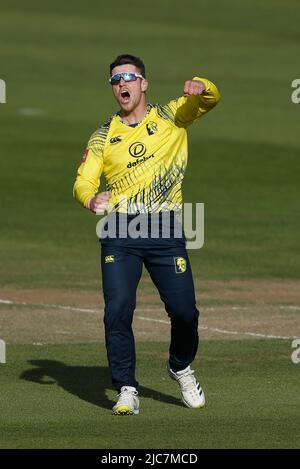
[166,76,220,128]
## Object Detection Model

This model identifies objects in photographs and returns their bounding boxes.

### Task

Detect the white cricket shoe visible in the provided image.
[168,364,205,409]
[112,386,139,415]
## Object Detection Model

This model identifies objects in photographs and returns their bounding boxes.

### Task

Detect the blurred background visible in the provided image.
[0,0,299,290]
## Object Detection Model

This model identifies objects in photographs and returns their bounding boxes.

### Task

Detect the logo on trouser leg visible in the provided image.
[174,257,186,273]
[105,255,115,263]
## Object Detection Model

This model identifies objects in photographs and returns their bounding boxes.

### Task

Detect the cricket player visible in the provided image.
[73,54,220,415]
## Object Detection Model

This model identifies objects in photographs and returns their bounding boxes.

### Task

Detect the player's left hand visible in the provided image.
[183,80,206,97]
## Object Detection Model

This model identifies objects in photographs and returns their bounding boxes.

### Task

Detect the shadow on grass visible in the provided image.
[20,360,183,410]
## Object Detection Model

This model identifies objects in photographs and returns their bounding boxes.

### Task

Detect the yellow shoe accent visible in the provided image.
[113,405,134,415]
[112,386,140,415]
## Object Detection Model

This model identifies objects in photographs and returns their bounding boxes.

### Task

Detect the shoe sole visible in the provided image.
[113,405,139,415]
[182,397,205,409]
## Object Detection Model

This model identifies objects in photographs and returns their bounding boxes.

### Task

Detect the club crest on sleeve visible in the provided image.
[174,257,187,273]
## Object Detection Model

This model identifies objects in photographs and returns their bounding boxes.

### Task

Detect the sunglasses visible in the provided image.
[109,72,144,85]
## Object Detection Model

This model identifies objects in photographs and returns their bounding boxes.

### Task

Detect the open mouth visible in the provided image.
[120,90,130,100]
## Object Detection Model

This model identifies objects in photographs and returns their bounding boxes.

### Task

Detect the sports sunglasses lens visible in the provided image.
[123,73,137,82]
[110,74,122,85]
[110,73,138,84]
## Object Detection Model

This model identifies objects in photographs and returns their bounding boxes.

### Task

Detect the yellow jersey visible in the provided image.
[73,77,220,214]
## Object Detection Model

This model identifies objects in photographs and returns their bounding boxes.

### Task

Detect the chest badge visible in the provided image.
[146,121,158,135]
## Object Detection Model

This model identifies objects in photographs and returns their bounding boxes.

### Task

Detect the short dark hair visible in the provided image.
[109,54,146,78]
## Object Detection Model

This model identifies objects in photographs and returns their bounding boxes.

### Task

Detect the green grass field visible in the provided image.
[2,341,299,449]
[0,0,300,450]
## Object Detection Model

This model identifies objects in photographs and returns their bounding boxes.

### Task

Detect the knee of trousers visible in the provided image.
[103,296,136,331]
[165,299,199,323]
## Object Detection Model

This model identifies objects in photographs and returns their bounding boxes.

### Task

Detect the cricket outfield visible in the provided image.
[0,0,299,449]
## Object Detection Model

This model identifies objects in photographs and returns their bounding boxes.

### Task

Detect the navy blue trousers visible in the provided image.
[100,217,199,392]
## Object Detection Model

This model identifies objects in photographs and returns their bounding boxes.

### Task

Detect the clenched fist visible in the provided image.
[183,80,206,97]
[87,191,111,214]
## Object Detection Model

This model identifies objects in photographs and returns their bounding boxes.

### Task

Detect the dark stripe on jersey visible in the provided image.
[88,116,113,154]
[154,103,175,123]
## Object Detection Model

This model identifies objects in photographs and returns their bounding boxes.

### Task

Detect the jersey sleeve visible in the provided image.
[73,131,104,208]
[165,77,220,128]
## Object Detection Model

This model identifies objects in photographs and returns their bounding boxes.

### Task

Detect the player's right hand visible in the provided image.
[87,191,111,214]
